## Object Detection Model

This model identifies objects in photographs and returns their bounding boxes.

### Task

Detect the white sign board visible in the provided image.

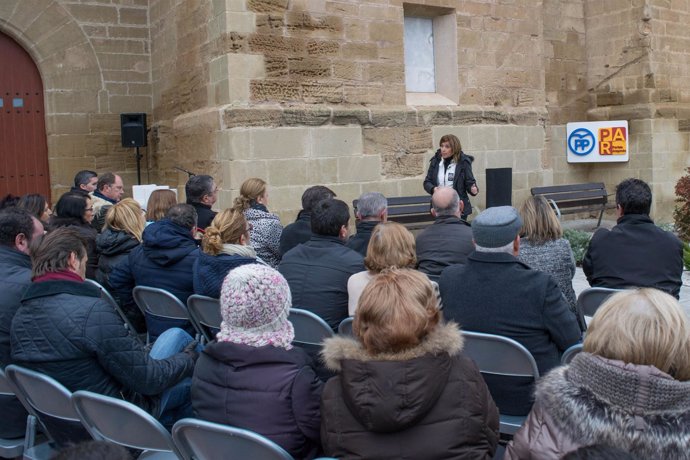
[566,120,629,163]
[132,185,177,210]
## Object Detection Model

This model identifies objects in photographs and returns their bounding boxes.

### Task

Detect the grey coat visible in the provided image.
[518,238,577,311]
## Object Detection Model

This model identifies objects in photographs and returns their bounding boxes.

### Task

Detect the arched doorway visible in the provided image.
[0,31,50,200]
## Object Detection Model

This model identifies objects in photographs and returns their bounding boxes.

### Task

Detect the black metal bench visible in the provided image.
[531,182,615,227]
[353,195,433,230]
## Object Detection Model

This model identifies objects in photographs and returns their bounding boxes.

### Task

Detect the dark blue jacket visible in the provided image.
[345,220,378,257]
[193,252,256,298]
[279,210,312,256]
[192,341,323,459]
[110,219,199,339]
[278,235,364,330]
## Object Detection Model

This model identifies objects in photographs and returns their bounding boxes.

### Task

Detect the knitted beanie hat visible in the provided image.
[216,263,294,349]
[472,205,523,248]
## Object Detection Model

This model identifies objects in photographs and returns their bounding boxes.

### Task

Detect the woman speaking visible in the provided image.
[423,134,478,220]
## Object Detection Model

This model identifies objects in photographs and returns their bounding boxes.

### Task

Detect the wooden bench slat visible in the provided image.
[531,183,605,194]
[536,190,608,202]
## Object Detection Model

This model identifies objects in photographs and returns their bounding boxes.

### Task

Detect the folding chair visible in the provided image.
[576,287,624,318]
[186,295,221,343]
[461,331,540,436]
[132,286,193,343]
[561,343,584,365]
[337,317,354,336]
[0,368,38,459]
[172,418,293,460]
[288,309,335,381]
[83,278,144,344]
[71,390,180,459]
[4,365,91,453]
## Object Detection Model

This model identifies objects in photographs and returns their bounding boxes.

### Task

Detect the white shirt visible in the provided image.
[437,160,457,187]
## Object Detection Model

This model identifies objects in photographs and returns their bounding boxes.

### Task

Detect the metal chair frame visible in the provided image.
[186,295,221,343]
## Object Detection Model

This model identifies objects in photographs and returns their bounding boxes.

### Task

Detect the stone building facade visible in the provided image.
[1,0,688,222]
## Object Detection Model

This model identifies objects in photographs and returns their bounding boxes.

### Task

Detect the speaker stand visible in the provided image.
[135,146,142,185]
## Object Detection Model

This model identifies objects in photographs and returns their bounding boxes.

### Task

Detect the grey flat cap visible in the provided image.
[472,206,522,248]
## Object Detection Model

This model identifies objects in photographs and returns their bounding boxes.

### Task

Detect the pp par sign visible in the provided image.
[566,121,629,163]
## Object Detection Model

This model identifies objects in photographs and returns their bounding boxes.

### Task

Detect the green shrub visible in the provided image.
[674,167,690,241]
[684,242,690,271]
[563,229,592,266]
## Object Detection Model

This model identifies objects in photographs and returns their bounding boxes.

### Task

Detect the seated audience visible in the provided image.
[518,195,582,329]
[440,206,581,415]
[10,228,198,422]
[506,288,690,459]
[193,208,257,298]
[279,198,364,330]
[415,186,473,277]
[50,192,98,279]
[280,185,335,256]
[18,193,52,225]
[110,204,200,340]
[348,221,440,316]
[145,189,177,224]
[234,178,283,268]
[96,198,146,332]
[192,264,323,459]
[346,192,387,256]
[321,269,499,459]
[0,194,20,209]
[91,172,125,232]
[0,208,43,439]
[185,174,217,230]
[70,170,98,196]
[583,178,683,298]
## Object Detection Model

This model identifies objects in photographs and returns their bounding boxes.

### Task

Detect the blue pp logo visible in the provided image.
[568,128,595,156]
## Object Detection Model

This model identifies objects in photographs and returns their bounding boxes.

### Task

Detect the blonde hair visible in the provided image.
[439,134,462,163]
[519,195,562,244]
[355,269,440,355]
[146,189,177,222]
[584,288,690,381]
[104,198,145,242]
[233,178,267,211]
[201,208,248,255]
[364,221,417,273]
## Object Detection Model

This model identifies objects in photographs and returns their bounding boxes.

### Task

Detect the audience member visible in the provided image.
[321,269,499,459]
[185,174,217,230]
[10,228,198,423]
[96,198,146,332]
[583,178,683,298]
[145,189,177,224]
[279,185,335,256]
[193,208,257,298]
[18,193,52,225]
[519,195,583,329]
[192,264,323,459]
[50,192,98,279]
[440,206,581,415]
[415,186,473,277]
[346,192,387,256]
[70,170,98,195]
[279,199,364,330]
[91,172,125,231]
[0,208,43,439]
[506,288,690,459]
[233,178,283,268]
[110,204,200,340]
[0,194,20,209]
[348,221,440,316]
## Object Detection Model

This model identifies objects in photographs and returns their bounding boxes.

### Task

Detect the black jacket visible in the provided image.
[416,215,474,277]
[96,228,140,291]
[192,252,256,298]
[582,214,683,298]
[423,150,478,217]
[192,341,323,459]
[49,216,99,279]
[278,235,364,330]
[10,280,195,403]
[279,210,312,256]
[189,202,217,231]
[345,220,378,257]
[439,252,582,416]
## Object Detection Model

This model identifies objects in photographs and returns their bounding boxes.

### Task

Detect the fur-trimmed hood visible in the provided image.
[536,352,690,458]
[320,322,465,433]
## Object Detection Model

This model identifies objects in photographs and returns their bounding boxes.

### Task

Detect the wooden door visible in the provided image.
[0,31,50,200]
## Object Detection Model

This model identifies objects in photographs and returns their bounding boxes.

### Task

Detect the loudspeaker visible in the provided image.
[486,167,512,208]
[120,113,147,148]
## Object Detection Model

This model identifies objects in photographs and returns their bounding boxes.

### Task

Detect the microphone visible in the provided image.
[173,166,196,177]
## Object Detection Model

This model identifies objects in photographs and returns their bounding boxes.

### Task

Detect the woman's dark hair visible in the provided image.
[54,192,89,223]
[18,193,47,220]
[0,194,20,209]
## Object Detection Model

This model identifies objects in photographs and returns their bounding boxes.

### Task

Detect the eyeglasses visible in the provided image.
[85,207,94,212]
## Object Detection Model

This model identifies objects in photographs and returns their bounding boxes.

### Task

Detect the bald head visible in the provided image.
[432,187,463,218]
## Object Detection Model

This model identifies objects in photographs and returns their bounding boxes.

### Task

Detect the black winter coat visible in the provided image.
[10,280,195,404]
[345,220,377,257]
[423,150,478,218]
[278,235,364,330]
[583,213,683,298]
[279,210,312,256]
[189,202,217,231]
[192,252,256,298]
[96,228,140,291]
[416,215,474,277]
[49,216,99,279]
[320,323,499,459]
[192,341,323,460]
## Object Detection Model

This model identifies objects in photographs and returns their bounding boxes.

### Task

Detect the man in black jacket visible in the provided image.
[440,206,581,416]
[11,228,198,422]
[583,178,683,298]
[279,185,335,256]
[416,187,473,277]
[0,208,44,438]
[346,192,387,257]
[185,174,218,230]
